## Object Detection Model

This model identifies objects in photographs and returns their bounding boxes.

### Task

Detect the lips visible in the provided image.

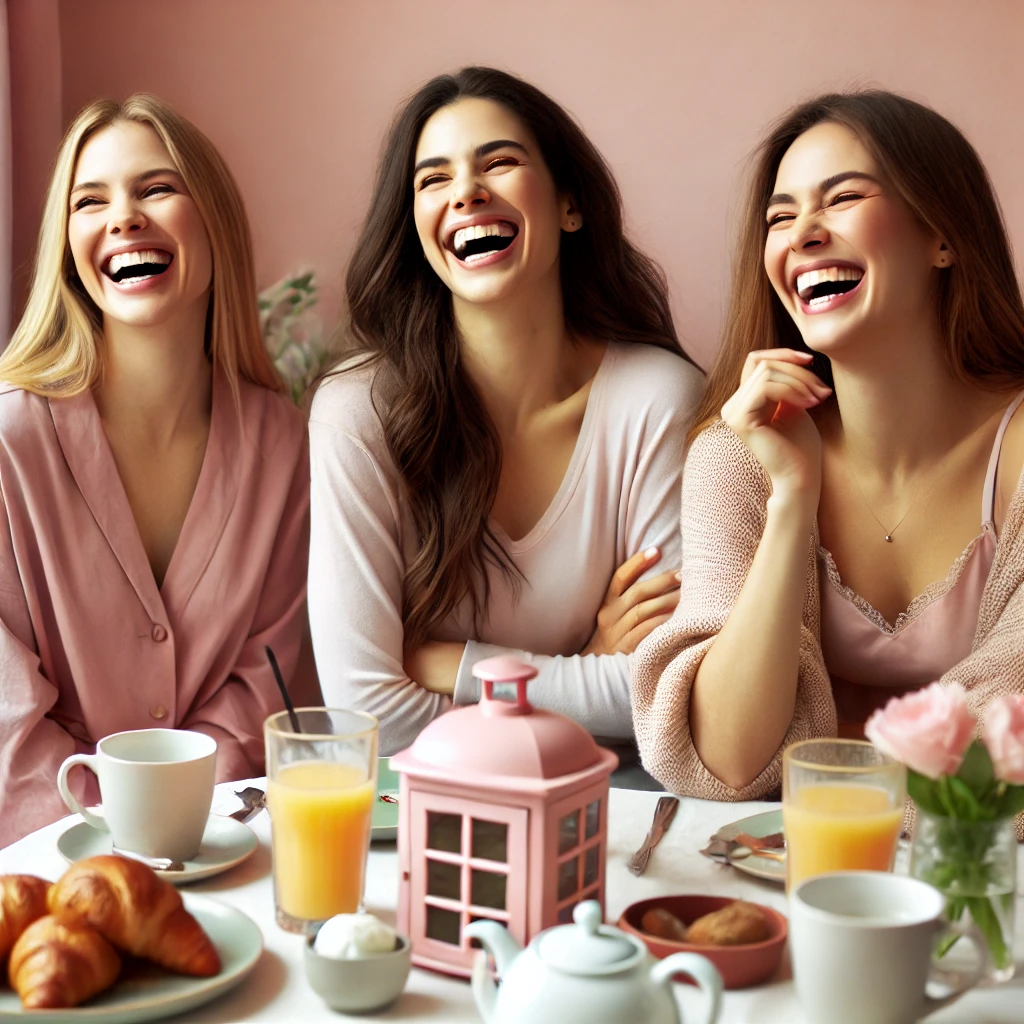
[789,260,865,315]
[444,218,519,265]
[101,247,174,285]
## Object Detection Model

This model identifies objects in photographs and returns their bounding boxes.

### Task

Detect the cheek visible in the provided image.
[763,237,789,296]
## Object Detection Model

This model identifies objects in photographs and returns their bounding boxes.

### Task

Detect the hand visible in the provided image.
[721,349,829,504]
[582,547,680,657]
[404,641,465,696]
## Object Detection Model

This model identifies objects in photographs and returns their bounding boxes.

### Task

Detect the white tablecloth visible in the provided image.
[2,781,1022,1023]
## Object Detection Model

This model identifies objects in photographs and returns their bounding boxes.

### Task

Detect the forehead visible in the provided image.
[773,122,878,192]
[414,97,531,162]
[73,121,174,183]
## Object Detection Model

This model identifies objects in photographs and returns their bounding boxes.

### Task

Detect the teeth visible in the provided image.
[452,222,516,255]
[795,266,863,300]
[107,250,172,275]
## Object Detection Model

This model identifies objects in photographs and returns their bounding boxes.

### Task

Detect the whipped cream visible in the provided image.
[314,913,396,959]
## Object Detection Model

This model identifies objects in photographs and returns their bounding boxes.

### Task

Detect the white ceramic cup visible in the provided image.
[790,871,988,1024]
[57,728,217,862]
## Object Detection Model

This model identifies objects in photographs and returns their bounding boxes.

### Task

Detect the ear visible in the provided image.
[560,196,583,233]
[934,240,955,269]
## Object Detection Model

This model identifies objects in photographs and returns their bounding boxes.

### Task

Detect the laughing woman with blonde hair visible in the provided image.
[0,95,309,846]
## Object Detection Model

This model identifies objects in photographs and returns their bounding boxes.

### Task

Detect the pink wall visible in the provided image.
[15,0,1022,365]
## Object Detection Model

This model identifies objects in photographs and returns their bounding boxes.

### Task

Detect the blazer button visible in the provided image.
[150,705,168,720]
[151,624,168,643]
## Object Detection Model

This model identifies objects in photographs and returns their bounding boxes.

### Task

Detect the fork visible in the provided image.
[627,795,680,876]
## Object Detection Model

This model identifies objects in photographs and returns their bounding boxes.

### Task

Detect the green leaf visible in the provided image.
[996,784,1024,818]
[948,777,983,821]
[957,741,995,801]
[907,770,945,816]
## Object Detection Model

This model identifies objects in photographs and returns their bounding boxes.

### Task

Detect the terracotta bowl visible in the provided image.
[617,895,787,990]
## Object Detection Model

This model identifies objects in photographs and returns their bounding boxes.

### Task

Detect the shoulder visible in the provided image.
[308,355,382,441]
[0,385,60,444]
[599,343,705,420]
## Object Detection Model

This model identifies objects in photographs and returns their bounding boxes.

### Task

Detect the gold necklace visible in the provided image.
[845,461,922,543]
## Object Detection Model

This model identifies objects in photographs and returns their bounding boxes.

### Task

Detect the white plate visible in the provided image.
[714,808,785,884]
[56,814,258,885]
[0,892,262,1022]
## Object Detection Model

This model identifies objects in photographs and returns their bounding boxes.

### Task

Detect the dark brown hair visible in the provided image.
[335,66,691,648]
[690,89,1024,442]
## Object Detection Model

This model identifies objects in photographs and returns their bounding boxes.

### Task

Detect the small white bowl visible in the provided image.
[304,932,412,1013]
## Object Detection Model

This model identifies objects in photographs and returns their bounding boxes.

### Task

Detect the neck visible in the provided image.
[453,274,594,431]
[94,306,213,446]
[827,316,1001,480]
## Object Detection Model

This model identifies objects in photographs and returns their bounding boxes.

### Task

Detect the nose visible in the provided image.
[450,170,489,210]
[787,209,828,251]
[107,191,147,234]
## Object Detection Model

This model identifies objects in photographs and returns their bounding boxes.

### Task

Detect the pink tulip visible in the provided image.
[981,695,1024,785]
[864,682,975,779]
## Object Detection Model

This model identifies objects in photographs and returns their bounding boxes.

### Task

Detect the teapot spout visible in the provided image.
[464,919,522,977]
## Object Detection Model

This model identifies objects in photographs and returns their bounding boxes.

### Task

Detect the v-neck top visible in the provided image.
[819,392,1024,734]
[0,370,310,847]
[308,342,704,755]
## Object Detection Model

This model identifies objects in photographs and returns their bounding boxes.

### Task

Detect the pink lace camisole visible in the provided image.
[819,393,1024,737]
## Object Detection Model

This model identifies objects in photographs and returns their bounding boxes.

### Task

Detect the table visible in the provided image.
[3,781,1022,1022]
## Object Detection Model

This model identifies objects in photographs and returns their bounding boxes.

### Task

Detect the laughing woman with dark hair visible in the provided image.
[309,67,703,754]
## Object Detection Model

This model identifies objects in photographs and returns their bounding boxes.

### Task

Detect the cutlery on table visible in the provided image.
[700,830,786,864]
[627,795,680,876]
[229,787,267,824]
[111,846,185,872]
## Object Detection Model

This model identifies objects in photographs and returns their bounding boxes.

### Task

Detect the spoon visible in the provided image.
[627,795,680,876]
[111,846,185,872]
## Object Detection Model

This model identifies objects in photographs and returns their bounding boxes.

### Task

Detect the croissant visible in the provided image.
[48,855,220,977]
[8,913,120,1008]
[0,875,52,962]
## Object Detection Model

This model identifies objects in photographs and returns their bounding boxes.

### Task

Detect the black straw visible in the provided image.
[266,645,302,733]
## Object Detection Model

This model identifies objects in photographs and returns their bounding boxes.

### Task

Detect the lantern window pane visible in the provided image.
[558,810,579,854]
[558,856,579,900]
[557,904,575,924]
[471,818,508,862]
[471,868,507,910]
[426,858,463,901]
[584,845,600,887]
[585,800,601,839]
[425,905,462,946]
[427,811,462,853]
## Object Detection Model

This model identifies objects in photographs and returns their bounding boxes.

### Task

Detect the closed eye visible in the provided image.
[828,191,863,206]
[72,196,103,211]
[767,211,795,227]
[416,173,449,191]
[484,156,519,171]
[143,183,175,198]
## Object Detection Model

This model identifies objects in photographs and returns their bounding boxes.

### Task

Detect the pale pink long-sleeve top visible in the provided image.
[0,369,310,847]
[309,342,704,756]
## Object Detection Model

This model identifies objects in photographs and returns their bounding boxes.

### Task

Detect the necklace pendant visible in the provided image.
[884,534,893,543]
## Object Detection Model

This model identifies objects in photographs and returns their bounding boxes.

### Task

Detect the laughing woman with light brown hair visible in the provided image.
[634,91,1024,804]
[0,95,309,846]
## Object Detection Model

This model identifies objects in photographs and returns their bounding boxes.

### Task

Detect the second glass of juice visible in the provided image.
[265,708,378,934]
[782,738,906,893]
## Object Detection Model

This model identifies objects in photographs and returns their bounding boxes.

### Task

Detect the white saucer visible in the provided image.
[56,814,258,886]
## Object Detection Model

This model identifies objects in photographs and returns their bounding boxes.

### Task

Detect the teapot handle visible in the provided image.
[650,953,723,1024]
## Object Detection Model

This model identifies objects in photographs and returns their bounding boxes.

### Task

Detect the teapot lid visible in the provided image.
[535,902,641,975]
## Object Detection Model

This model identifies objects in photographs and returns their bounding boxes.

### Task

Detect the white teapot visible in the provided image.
[465,901,722,1024]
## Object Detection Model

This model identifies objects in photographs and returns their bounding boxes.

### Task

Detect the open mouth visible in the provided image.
[795,266,864,309]
[447,222,518,265]
[102,249,174,285]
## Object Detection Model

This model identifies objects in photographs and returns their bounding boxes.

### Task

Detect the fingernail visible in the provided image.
[644,547,659,560]
[674,570,682,582]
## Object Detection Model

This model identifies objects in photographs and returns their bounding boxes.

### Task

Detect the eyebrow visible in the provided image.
[413,139,528,176]
[70,167,182,196]
[766,171,882,210]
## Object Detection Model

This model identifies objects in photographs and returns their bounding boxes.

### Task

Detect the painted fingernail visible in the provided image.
[674,571,683,582]
[644,547,659,560]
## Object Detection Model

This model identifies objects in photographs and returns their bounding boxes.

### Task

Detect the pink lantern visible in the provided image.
[392,655,618,977]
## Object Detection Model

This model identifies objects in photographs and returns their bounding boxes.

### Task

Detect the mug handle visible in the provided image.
[57,753,108,832]
[650,952,723,1024]
[921,921,989,1016]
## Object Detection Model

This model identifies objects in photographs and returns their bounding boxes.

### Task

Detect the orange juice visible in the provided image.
[268,761,375,921]
[783,783,902,892]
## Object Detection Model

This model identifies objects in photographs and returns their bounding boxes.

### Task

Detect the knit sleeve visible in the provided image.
[631,421,837,800]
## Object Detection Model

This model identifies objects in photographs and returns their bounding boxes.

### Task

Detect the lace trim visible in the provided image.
[818,528,990,635]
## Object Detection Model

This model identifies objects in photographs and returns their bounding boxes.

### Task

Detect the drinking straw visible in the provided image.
[265,645,302,733]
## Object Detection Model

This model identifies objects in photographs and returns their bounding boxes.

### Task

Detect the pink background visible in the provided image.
[10,0,1024,366]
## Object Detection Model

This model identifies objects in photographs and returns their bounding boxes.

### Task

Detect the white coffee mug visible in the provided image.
[57,728,217,862]
[790,871,988,1024]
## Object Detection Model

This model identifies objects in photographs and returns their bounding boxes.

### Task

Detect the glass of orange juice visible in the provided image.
[783,738,906,893]
[265,708,378,934]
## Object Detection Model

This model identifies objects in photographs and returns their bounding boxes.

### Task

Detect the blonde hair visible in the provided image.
[1,93,282,399]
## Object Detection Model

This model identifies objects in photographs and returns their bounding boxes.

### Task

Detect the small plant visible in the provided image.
[259,271,330,404]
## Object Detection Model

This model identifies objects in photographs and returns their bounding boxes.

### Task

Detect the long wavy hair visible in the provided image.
[1,94,282,402]
[337,66,692,648]
[690,90,1024,442]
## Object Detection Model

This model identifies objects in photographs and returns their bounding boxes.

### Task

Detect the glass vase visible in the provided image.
[909,808,1017,983]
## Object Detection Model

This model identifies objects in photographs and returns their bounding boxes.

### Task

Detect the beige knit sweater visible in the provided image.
[633,420,1024,827]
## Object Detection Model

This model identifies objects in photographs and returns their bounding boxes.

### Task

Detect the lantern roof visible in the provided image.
[391,655,611,785]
